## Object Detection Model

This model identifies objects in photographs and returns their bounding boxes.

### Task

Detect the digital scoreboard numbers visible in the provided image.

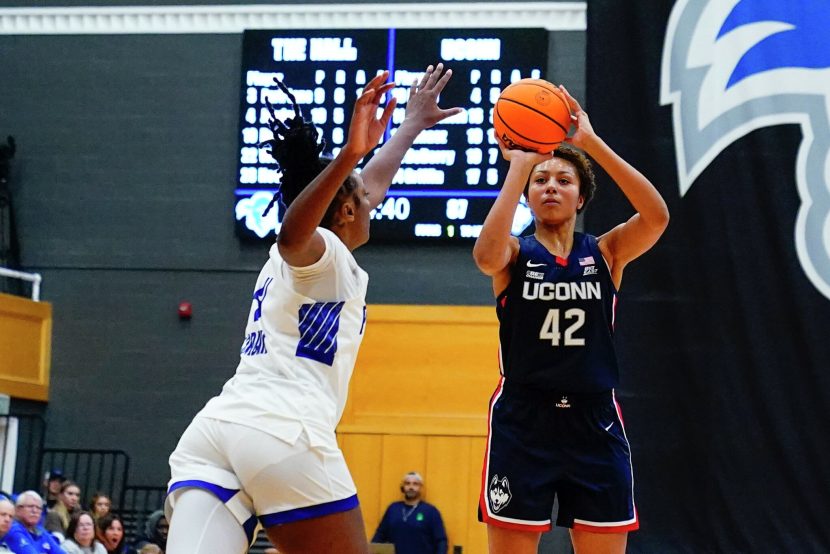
[235,28,548,241]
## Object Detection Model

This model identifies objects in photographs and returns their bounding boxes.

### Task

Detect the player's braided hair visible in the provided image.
[260,78,360,227]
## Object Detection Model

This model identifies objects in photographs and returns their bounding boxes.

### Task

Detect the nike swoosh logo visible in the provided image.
[526,261,547,267]
[604,422,614,431]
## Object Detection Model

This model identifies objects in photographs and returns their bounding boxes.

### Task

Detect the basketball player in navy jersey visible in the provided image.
[165,66,461,554]
[473,86,669,554]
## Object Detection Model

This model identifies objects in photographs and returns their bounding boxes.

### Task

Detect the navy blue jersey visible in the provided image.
[496,233,618,392]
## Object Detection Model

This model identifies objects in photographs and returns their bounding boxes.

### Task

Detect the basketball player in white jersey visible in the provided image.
[165,66,461,554]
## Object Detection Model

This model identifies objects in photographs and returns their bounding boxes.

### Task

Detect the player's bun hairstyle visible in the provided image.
[260,78,361,228]
[524,144,597,214]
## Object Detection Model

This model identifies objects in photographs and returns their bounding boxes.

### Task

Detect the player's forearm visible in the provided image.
[360,121,422,208]
[473,163,528,273]
[583,135,669,230]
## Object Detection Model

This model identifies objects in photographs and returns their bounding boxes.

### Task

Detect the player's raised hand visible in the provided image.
[345,71,397,158]
[402,63,464,130]
[494,132,551,167]
[558,85,596,150]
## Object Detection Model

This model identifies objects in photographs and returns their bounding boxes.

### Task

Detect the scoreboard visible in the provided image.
[234,28,547,241]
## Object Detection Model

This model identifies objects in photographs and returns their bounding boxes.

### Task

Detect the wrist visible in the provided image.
[339,143,368,163]
[396,119,425,137]
[508,157,541,171]
[577,134,604,154]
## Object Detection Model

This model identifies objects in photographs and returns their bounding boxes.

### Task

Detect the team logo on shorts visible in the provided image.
[488,475,512,513]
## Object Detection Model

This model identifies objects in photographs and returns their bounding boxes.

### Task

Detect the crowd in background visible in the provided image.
[0,470,167,554]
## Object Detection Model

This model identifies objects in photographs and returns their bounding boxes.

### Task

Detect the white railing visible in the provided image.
[0,267,42,301]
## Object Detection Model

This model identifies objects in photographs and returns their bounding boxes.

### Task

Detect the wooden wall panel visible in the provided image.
[339,431,490,552]
[466,437,489,553]
[337,305,498,553]
[425,436,473,551]
[340,305,499,437]
[339,434,383,527]
[0,293,52,401]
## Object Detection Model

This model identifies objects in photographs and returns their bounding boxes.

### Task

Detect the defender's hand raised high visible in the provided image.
[344,71,397,159]
[361,63,463,208]
[401,63,464,132]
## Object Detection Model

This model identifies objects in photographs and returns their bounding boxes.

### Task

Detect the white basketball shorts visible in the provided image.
[166,416,358,542]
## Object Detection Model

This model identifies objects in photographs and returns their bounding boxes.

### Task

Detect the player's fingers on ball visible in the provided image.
[558,84,580,108]
[562,92,579,111]
[492,130,507,149]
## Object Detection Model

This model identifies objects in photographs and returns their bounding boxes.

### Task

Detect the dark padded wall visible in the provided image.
[2,32,261,484]
[585,1,830,552]
[1,18,585,501]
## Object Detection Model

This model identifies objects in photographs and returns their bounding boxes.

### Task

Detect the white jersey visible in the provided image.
[197,227,368,448]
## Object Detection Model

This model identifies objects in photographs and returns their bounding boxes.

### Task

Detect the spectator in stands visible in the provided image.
[0,497,15,552]
[46,482,82,538]
[137,547,159,554]
[372,472,448,554]
[94,515,134,554]
[132,512,165,553]
[43,471,66,509]
[61,512,105,554]
[5,490,66,553]
[87,496,110,523]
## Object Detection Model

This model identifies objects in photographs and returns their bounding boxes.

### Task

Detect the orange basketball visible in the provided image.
[493,79,571,153]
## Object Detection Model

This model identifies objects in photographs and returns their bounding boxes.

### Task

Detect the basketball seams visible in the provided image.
[494,103,562,147]
[498,97,569,135]
[502,80,558,96]
[501,81,569,114]
[493,78,572,152]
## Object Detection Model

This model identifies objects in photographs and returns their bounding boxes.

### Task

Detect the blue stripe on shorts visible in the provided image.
[168,479,238,502]
[167,480,258,544]
[259,495,359,527]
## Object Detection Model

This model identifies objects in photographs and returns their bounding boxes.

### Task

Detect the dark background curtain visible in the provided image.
[585,2,830,552]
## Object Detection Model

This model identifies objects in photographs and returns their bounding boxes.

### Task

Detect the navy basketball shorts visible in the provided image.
[479,378,638,533]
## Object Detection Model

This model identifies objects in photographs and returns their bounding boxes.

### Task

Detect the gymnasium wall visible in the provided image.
[0,0,585,524]
[338,305,497,553]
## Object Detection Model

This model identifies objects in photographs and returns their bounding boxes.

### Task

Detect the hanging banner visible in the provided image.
[586,1,830,551]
